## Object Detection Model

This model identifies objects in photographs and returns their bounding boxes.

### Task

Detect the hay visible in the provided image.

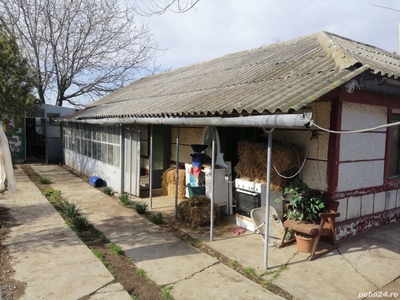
[162,167,186,198]
[177,195,220,227]
[235,140,305,191]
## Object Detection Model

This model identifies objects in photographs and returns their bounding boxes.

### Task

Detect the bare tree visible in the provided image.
[0,0,161,107]
[135,0,200,16]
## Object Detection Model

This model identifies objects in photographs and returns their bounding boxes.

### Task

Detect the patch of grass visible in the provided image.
[42,188,61,197]
[137,269,146,278]
[108,242,124,255]
[133,202,148,214]
[62,201,80,218]
[119,193,131,206]
[149,212,163,224]
[101,186,113,195]
[97,231,109,243]
[39,177,51,184]
[92,249,104,261]
[161,285,173,299]
[71,215,91,231]
[244,266,257,277]
[229,260,239,268]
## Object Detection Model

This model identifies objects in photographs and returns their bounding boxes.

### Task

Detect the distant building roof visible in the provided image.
[69,31,400,121]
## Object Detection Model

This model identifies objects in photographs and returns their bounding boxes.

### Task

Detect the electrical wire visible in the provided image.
[308,116,400,134]
[273,133,311,179]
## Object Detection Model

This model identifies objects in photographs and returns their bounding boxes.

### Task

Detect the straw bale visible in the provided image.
[178,195,220,227]
[162,167,186,197]
[167,183,186,199]
[235,140,305,190]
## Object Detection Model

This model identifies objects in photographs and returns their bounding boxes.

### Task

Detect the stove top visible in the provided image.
[235,178,265,193]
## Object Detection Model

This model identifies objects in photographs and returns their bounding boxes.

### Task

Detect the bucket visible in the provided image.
[89,176,104,188]
[186,183,205,197]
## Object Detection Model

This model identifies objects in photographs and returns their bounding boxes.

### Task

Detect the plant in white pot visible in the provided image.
[276,178,325,252]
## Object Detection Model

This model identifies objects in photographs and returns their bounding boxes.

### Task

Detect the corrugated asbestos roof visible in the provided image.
[71,31,400,121]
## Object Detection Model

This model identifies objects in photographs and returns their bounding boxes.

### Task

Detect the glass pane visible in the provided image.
[108,144,113,165]
[113,145,120,167]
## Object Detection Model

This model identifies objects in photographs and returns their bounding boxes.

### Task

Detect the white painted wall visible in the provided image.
[337,102,387,192]
[64,149,122,193]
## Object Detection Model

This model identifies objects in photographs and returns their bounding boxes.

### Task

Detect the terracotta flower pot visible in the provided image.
[295,232,315,253]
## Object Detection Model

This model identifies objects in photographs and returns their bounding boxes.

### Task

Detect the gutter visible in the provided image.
[62,113,313,129]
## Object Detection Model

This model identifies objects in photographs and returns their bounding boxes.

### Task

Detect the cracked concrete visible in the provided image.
[3,164,400,300]
[28,164,282,299]
[1,167,131,300]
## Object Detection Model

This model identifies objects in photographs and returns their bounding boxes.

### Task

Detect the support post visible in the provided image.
[264,130,273,269]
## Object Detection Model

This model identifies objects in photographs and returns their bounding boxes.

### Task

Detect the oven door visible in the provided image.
[236,189,261,218]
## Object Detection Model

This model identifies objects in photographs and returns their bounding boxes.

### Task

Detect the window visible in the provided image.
[388,115,400,178]
[62,123,120,167]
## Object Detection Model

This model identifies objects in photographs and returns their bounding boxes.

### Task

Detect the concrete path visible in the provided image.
[27,164,282,300]
[2,164,400,300]
[1,167,130,300]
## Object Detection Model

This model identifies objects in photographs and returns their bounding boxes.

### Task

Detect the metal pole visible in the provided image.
[210,126,216,242]
[174,126,180,219]
[264,130,273,269]
[149,124,153,209]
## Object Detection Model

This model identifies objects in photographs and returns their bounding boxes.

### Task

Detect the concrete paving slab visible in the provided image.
[30,164,284,299]
[171,262,282,300]
[2,167,130,300]
[27,164,400,300]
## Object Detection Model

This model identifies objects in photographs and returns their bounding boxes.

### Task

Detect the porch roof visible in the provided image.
[66,31,400,121]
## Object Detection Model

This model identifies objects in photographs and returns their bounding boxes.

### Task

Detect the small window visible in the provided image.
[388,115,400,178]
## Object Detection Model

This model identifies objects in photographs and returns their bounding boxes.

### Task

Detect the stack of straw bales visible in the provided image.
[235,140,305,191]
[178,195,220,227]
[161,167,186,199]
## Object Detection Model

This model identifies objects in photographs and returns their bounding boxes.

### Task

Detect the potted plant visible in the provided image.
[276,178,325,252]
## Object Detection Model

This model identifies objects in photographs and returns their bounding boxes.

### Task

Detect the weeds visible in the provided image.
[137,269,146,278]
[149,212,163,224]
[42,188,61,197]
[229,260,239,268]
[244,267,257,277]
[108,242,124,255]
[101,186,113,195]
[132,202,148,214]
[62,201,80,218]
[71,215,91,231]
[39,177,51,184]
[119,193,131,206]
[161,285,173,299]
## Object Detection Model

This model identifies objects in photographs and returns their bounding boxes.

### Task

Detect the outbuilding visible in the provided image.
[61,31,400,240]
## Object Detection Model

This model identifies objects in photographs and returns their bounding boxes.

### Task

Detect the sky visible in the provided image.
[141,0,400,71]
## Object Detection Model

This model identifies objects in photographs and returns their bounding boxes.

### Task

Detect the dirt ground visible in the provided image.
[0,165,291,300]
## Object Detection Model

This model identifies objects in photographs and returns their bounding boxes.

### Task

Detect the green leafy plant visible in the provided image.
[71,215,91,231]
[101,186,113,195]
[119,193,131,206]
[39,177,51,184]
[62,201,80,218]
[42,188,61,197]
[149,212,163,224]
[133,202,148,215]
[137,269,146,278]
[161,285,173,299]
[276,178,325,222]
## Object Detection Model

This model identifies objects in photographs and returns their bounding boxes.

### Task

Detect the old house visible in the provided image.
[61,31,400,240]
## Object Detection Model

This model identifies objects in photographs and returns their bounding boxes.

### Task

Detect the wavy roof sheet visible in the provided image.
[72,31,400,120]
